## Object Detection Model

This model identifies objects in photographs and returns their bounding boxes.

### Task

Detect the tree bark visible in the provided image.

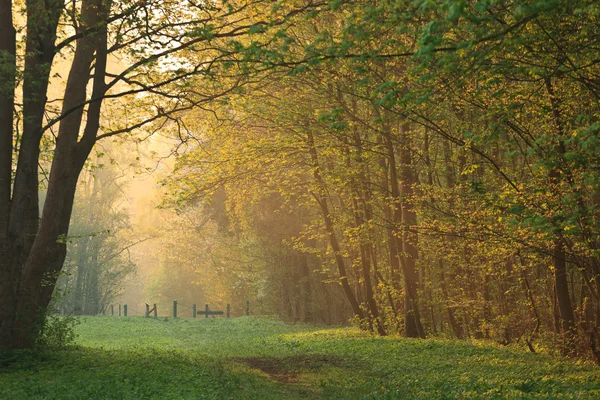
[0,0,15,236]
[10,0,110,348]
[0,0,63,350]
[9,0,63,255]
[0,0,17,349]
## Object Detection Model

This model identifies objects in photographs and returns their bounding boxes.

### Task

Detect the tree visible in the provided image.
[160,0,600,360]
[53,160,139,316]
[0,0,318,349]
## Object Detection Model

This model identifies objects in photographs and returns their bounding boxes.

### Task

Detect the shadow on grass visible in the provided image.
[0,347,316,400]
[231,354,343,383]
[4,327,600,399]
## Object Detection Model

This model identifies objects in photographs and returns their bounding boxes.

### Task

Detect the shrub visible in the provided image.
[36,312,80,350]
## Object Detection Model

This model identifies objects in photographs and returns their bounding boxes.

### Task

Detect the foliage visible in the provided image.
[35,313,80,351]
[35,285,81,351]
[3,0,600,367]
[154,0,600,360]
[0,0,323,349]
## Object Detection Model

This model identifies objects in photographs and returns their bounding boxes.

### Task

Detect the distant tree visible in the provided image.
[53,160,140,316]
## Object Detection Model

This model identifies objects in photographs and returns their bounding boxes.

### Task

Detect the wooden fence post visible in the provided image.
[227,304,230,318]
[119,304,121,316]
[124,304,127,317]
[193,304,196,318]
[205,304,209,319]
[153,304,157,318]
[173,300,177,318]
[145,303,150,318]
[111,304,114,316]
[246,299,249,316]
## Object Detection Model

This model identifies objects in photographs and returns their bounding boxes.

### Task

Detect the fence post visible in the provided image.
[111,304,114,316]
[145,303,149,318]
[173,300,177,319]
[124,304,127,317]
[205,304,209,319]
[245,299,249,316]
[153,304,157,318]
[193,304,196,318]
[119,304,121,316]
[227,304,230,318]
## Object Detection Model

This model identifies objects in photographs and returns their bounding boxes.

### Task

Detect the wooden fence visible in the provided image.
[104,300,250,319]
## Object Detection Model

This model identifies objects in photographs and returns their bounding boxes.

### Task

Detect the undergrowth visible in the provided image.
[1,316,599,399]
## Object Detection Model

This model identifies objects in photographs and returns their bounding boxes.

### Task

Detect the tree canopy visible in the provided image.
[2,0,600,362]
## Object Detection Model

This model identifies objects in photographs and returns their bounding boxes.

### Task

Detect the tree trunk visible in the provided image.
[554,239,575,333]
[86,250,100,315]
[348,126,385,335]
[439,139,466,339]
[0,0,63,350]
[73,238,90,315]
[440,265,464,339]
[382,127,403,295]
[544,77,576,339]
[397,122,425,338]
[6,0,110,348]
[306,130,364,319]
[298,253,313,323]
[0,0,17,350]
[74,171,99,315]
[0,0,15,235]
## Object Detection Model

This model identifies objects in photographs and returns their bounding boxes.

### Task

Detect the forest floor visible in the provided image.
[1,316,600,399]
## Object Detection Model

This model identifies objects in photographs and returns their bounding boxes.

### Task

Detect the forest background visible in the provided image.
[1,0,600,362]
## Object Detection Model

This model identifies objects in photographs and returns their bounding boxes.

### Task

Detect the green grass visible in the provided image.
[1,316,600,399]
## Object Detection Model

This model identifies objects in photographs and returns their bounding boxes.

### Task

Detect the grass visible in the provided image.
[1,316,600,399]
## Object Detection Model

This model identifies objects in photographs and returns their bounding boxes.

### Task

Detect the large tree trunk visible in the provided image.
[3,0,109,348]
[0,0,15,234]
[0,0,63,350]
[13,173,81,347]
[0,0,17,349]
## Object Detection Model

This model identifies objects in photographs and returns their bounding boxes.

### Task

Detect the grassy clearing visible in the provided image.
[1,316,600,399]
